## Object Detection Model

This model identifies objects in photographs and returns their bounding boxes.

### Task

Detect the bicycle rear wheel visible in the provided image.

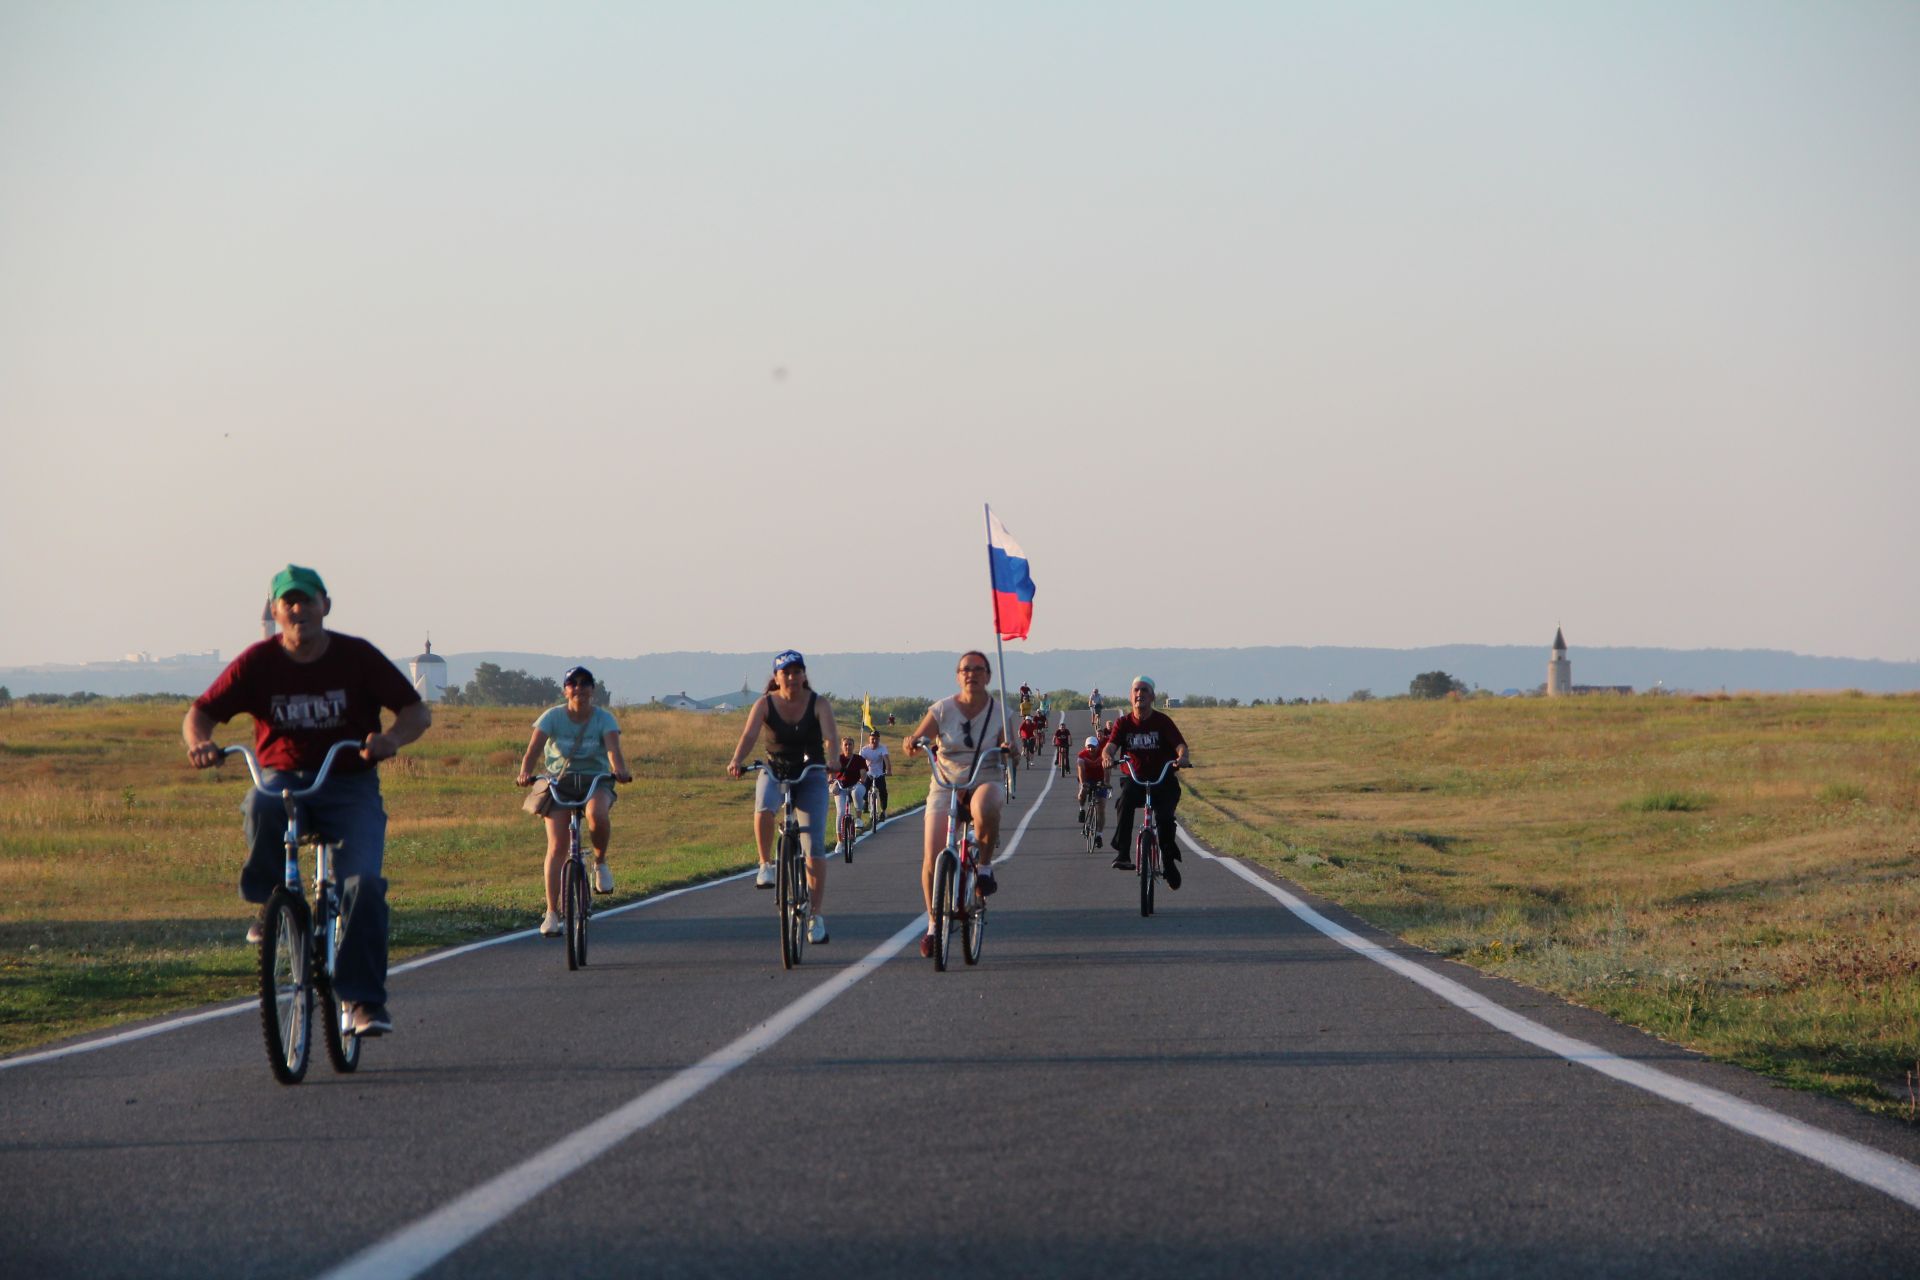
[1138,829,1156,917]
[963,873,986,967]
[316,894,360,1073]
[563,856,589,970]
[931,851,955,972]
[258,887,313,1085]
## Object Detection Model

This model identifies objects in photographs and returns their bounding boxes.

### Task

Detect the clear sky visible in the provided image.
[4,2,1916,668]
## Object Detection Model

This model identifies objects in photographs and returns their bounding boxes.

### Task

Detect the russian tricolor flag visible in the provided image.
[987,507,1036,641]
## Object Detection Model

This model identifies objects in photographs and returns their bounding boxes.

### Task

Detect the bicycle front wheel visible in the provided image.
[563,856,589,970]
[840,810,855,863]
[1138,829,1156,917]
[778,833,803,969]
[258,887,313,1085]
[316,895,360,1074]
[931,851,955,972]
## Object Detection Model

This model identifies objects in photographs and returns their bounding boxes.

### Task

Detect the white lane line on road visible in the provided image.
[1181,826,1920,1214]
[316,771,1056,1280]
[0,807,929,1075]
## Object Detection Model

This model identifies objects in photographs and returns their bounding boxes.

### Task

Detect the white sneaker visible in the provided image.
[808,915,828,944]
[754,863,776,888]
[539,910,563,937]
[245,915,264,945]
[594,860,614,894]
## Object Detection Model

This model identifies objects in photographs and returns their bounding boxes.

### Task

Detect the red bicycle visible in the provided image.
[1119,756,1180,917]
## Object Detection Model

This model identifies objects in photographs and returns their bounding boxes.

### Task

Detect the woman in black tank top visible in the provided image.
[726,651,844,942]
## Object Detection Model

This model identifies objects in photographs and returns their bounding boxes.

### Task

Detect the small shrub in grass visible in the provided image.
[1626,790,1713,813]
[1815,782,1868,805]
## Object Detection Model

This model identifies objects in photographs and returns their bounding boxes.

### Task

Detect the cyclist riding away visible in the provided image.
[183,564,430,1037]
[1102,676,1190,889]
[830,735,869,854]
[905,650,1008,956]
[516,667,633,937]
[859,729,891,822]
[1077,734,1110,848]
[727,651,841,944]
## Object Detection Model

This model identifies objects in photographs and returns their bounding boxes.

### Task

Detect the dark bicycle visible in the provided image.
[742,761,825,969]
[540,771,614,971]
[221,740,368,1085]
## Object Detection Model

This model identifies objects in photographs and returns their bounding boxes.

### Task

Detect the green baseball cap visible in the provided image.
[270,564,328,600]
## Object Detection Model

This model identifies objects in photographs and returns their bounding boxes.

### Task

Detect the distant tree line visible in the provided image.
[444,663,568,707]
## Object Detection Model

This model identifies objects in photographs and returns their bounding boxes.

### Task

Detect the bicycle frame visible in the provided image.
[913,734,996,970]
[221,739,365,1083]
[224,739,363,955]
[744,761,826,969]
[1119,755,1179,916]
[543,772,613,970]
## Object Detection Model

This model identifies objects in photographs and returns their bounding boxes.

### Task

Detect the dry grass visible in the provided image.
[0,699,932,1055]
[1176,693,1920,1118]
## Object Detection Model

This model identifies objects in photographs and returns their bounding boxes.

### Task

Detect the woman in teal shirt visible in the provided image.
[516,667,633,937]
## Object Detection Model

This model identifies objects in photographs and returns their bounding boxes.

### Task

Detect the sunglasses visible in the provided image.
[958,665,988,675]
[567,680,594,690]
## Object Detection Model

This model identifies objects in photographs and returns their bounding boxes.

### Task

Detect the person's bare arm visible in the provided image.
[728,698,767,777]
[183,704,223,768]
[606,729,633,784]
[363,700,431,763]
[517,728,550,785]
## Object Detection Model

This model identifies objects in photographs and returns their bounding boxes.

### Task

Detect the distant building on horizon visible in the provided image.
[1547,627,1572,696]
[1547,627,1633,697]
[408,639,449,702]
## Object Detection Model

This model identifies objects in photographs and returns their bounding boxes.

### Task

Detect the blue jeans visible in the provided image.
[241,768,390,1005]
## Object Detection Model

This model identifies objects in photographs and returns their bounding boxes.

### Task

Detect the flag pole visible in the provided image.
[985,502,1015,800]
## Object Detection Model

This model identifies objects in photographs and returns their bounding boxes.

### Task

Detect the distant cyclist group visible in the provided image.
[185,564,1190,1059]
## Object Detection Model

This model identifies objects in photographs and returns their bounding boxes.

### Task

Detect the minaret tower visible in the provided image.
[1547,626,1572,697]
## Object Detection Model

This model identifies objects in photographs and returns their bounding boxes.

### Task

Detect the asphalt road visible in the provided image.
[5,711,1920,1278]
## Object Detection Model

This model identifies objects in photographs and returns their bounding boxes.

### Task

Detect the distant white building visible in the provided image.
[1547,627,1572,697]
[408,639,449,702]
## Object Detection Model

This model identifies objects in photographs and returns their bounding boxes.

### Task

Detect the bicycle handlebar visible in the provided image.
[219,741,364,799]
[740,761,828,782]
[911,736,996,792]
[1117,756,1181,788]
[539,771,614,808]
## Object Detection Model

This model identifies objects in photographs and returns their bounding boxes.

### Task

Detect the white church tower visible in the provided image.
[409,638,449,702]
[1547,626,1572,697]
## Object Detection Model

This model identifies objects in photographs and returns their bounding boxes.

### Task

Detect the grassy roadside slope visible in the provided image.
[1175,693,1920,1119]
[0,700,931,1057]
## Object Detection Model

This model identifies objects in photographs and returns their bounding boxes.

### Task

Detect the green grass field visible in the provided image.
[0,699,930,1057]
[1173,693,1920,1119]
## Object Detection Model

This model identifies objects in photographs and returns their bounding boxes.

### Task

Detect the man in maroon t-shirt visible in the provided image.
[1101,676,1190,888]
[183,564,430,1037]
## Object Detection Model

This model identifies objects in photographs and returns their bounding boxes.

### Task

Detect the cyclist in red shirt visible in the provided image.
[1101,676,1190,889]
[183,564,431,1037]
[1076,735,1110,848]
[1051,721,1072,771]
[1018,715,1037,761]
[829,735,869,856]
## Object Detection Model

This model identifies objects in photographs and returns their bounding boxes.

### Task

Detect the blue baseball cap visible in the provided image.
[772,649,806,671]
[563,666,595,687]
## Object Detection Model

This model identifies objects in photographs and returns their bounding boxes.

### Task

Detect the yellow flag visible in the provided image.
[862,693,874,733]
